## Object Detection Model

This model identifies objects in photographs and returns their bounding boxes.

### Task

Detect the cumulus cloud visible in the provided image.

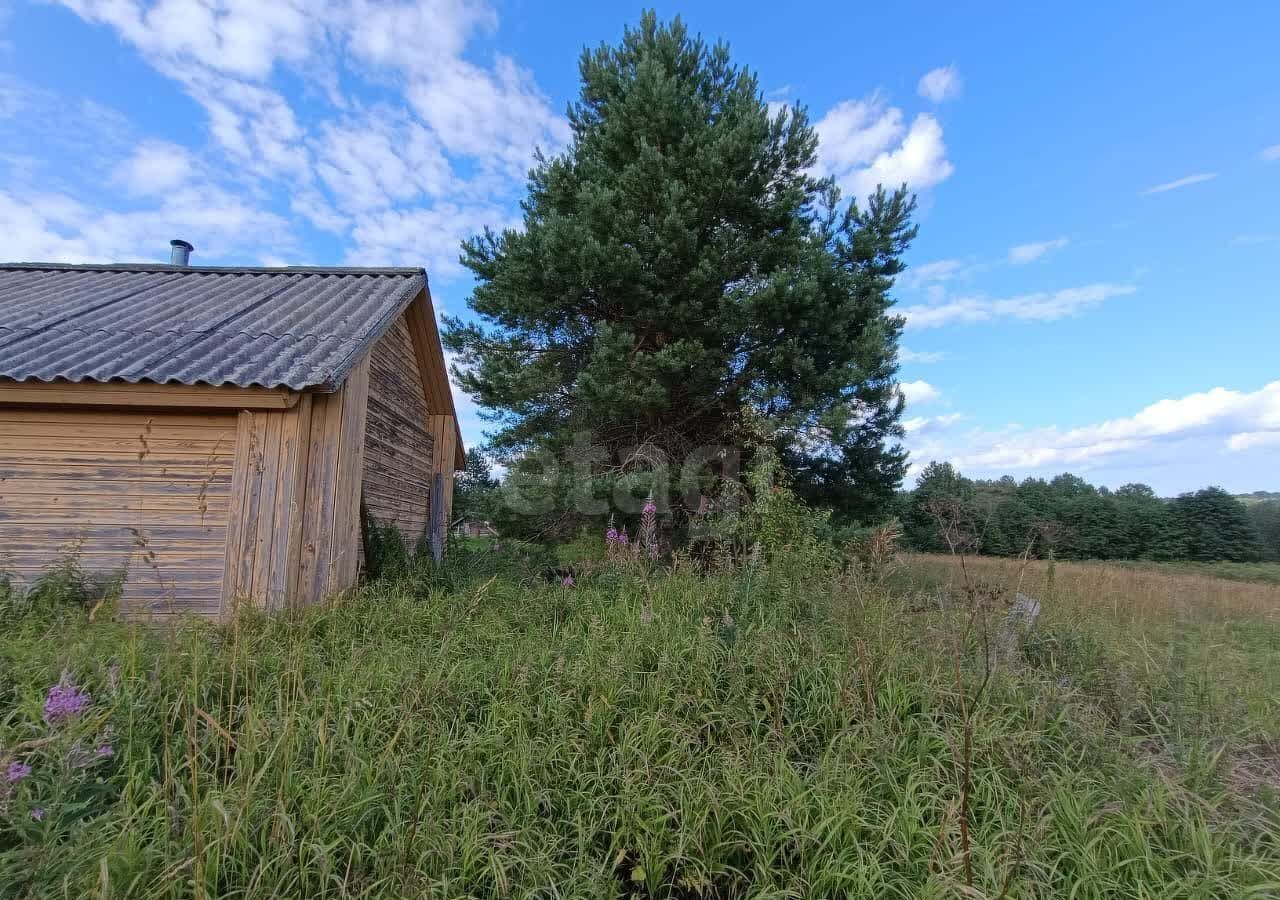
[901,258,965,289]
[313,114,453,212]
[51,0,568,270]
[904,412,962,434]
[112,141,196,195]
[1227,431,1280,452]
[0,186,293,264]
[1007,237,1068,264]
[345,200,516,276]
[899,347,946,364]
[60,0,318,80]
[901,282,1135,329]
[907,381,1280,477]
[814,95,953,200]
[917,66,961,103]
[899,380,941,405]
[1141,172,1218,195]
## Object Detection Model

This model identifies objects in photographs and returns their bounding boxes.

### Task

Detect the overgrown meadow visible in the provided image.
[2,511,1279,897]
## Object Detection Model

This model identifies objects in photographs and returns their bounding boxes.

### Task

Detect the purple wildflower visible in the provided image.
[643,500,657,515]
[5,761,31,783]
[30,807,43,821]
[43,673,91,725]
[95,743,114,759]
[561,575,575,587]
[605,527,619,543]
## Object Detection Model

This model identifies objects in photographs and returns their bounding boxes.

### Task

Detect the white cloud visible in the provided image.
[112,140,196,195]
[1141,172,1217,195]
[814,95,953,200]
[313,114,452,212]
[345,200,516,276]
[405,55,569,177]
[49,0,569,272]
[846,114,953,199]
[902,258,964,289]
[61,0,319,80]
[917,66,961,103]
[907,381,1280,477]
[1007,237,1068,264]
[899,347,946,364]
[899,379,941,405]
[1259,144,1280,163]
[1227,431,1280,452]
[901,282,1135,329]
[0,186,292,264]
[904,412,962,434]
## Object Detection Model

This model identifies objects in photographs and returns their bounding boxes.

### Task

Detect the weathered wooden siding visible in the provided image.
[362,316,434,551]
[219,397,313,613]
[402,292,462,546]
[296,356,371,605]
[0,408,236,617]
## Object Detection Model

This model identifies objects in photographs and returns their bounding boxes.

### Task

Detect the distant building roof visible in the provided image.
[0,263,427,392]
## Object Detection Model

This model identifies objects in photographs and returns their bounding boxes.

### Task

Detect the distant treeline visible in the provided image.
[900,462,1280,563]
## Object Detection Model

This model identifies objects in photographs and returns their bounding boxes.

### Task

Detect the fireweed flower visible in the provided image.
[643,500,657,515]
[5,761,31,783]
[30,807,44,821]
[96,743,114,759]
[43,673,91,724]
[561,575,575,587]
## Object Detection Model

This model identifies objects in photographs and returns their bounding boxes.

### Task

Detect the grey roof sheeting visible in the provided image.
[0,263,427,392]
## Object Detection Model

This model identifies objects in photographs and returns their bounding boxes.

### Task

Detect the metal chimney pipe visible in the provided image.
[169,239,194,266]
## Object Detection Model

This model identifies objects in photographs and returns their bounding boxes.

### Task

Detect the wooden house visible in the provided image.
[0,251,463,619]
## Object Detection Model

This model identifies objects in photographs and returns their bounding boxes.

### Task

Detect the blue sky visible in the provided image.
[1,1,1277,494]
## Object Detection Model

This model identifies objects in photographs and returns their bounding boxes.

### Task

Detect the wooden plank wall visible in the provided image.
[219,396,313,613]
[0,408,237,618]
[296,356,372,605]
[362,316,434,552]
[221,357,371,612]
[402,291,462,547]
[428,414,458,547]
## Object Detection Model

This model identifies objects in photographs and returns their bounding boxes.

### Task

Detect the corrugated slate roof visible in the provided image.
[0,263,427,392]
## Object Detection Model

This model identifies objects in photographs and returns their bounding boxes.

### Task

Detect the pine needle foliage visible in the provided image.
[444,12,913,529]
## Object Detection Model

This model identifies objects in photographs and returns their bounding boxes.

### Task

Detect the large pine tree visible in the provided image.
[444,13,914,531]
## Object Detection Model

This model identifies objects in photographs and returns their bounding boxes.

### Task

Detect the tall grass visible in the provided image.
[1,554,1278,898]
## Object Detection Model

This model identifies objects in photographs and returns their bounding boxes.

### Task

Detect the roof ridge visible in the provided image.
[0,262,426,277]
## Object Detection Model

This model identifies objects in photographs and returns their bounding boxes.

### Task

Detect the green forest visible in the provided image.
[900,461,1280,562]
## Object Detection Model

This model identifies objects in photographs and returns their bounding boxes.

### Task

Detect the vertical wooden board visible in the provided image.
[278,395,313,607]
[425,414,458,551]
[220,410,257,613]
[248,410,285,603]
[234,412,269,605]
[297,388,343,606]
[329,356,371,593]
[438,423,457,527]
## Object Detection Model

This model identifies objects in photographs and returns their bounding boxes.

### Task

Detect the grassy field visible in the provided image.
[1114,559,1280,586]
[1,548,1278,898]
